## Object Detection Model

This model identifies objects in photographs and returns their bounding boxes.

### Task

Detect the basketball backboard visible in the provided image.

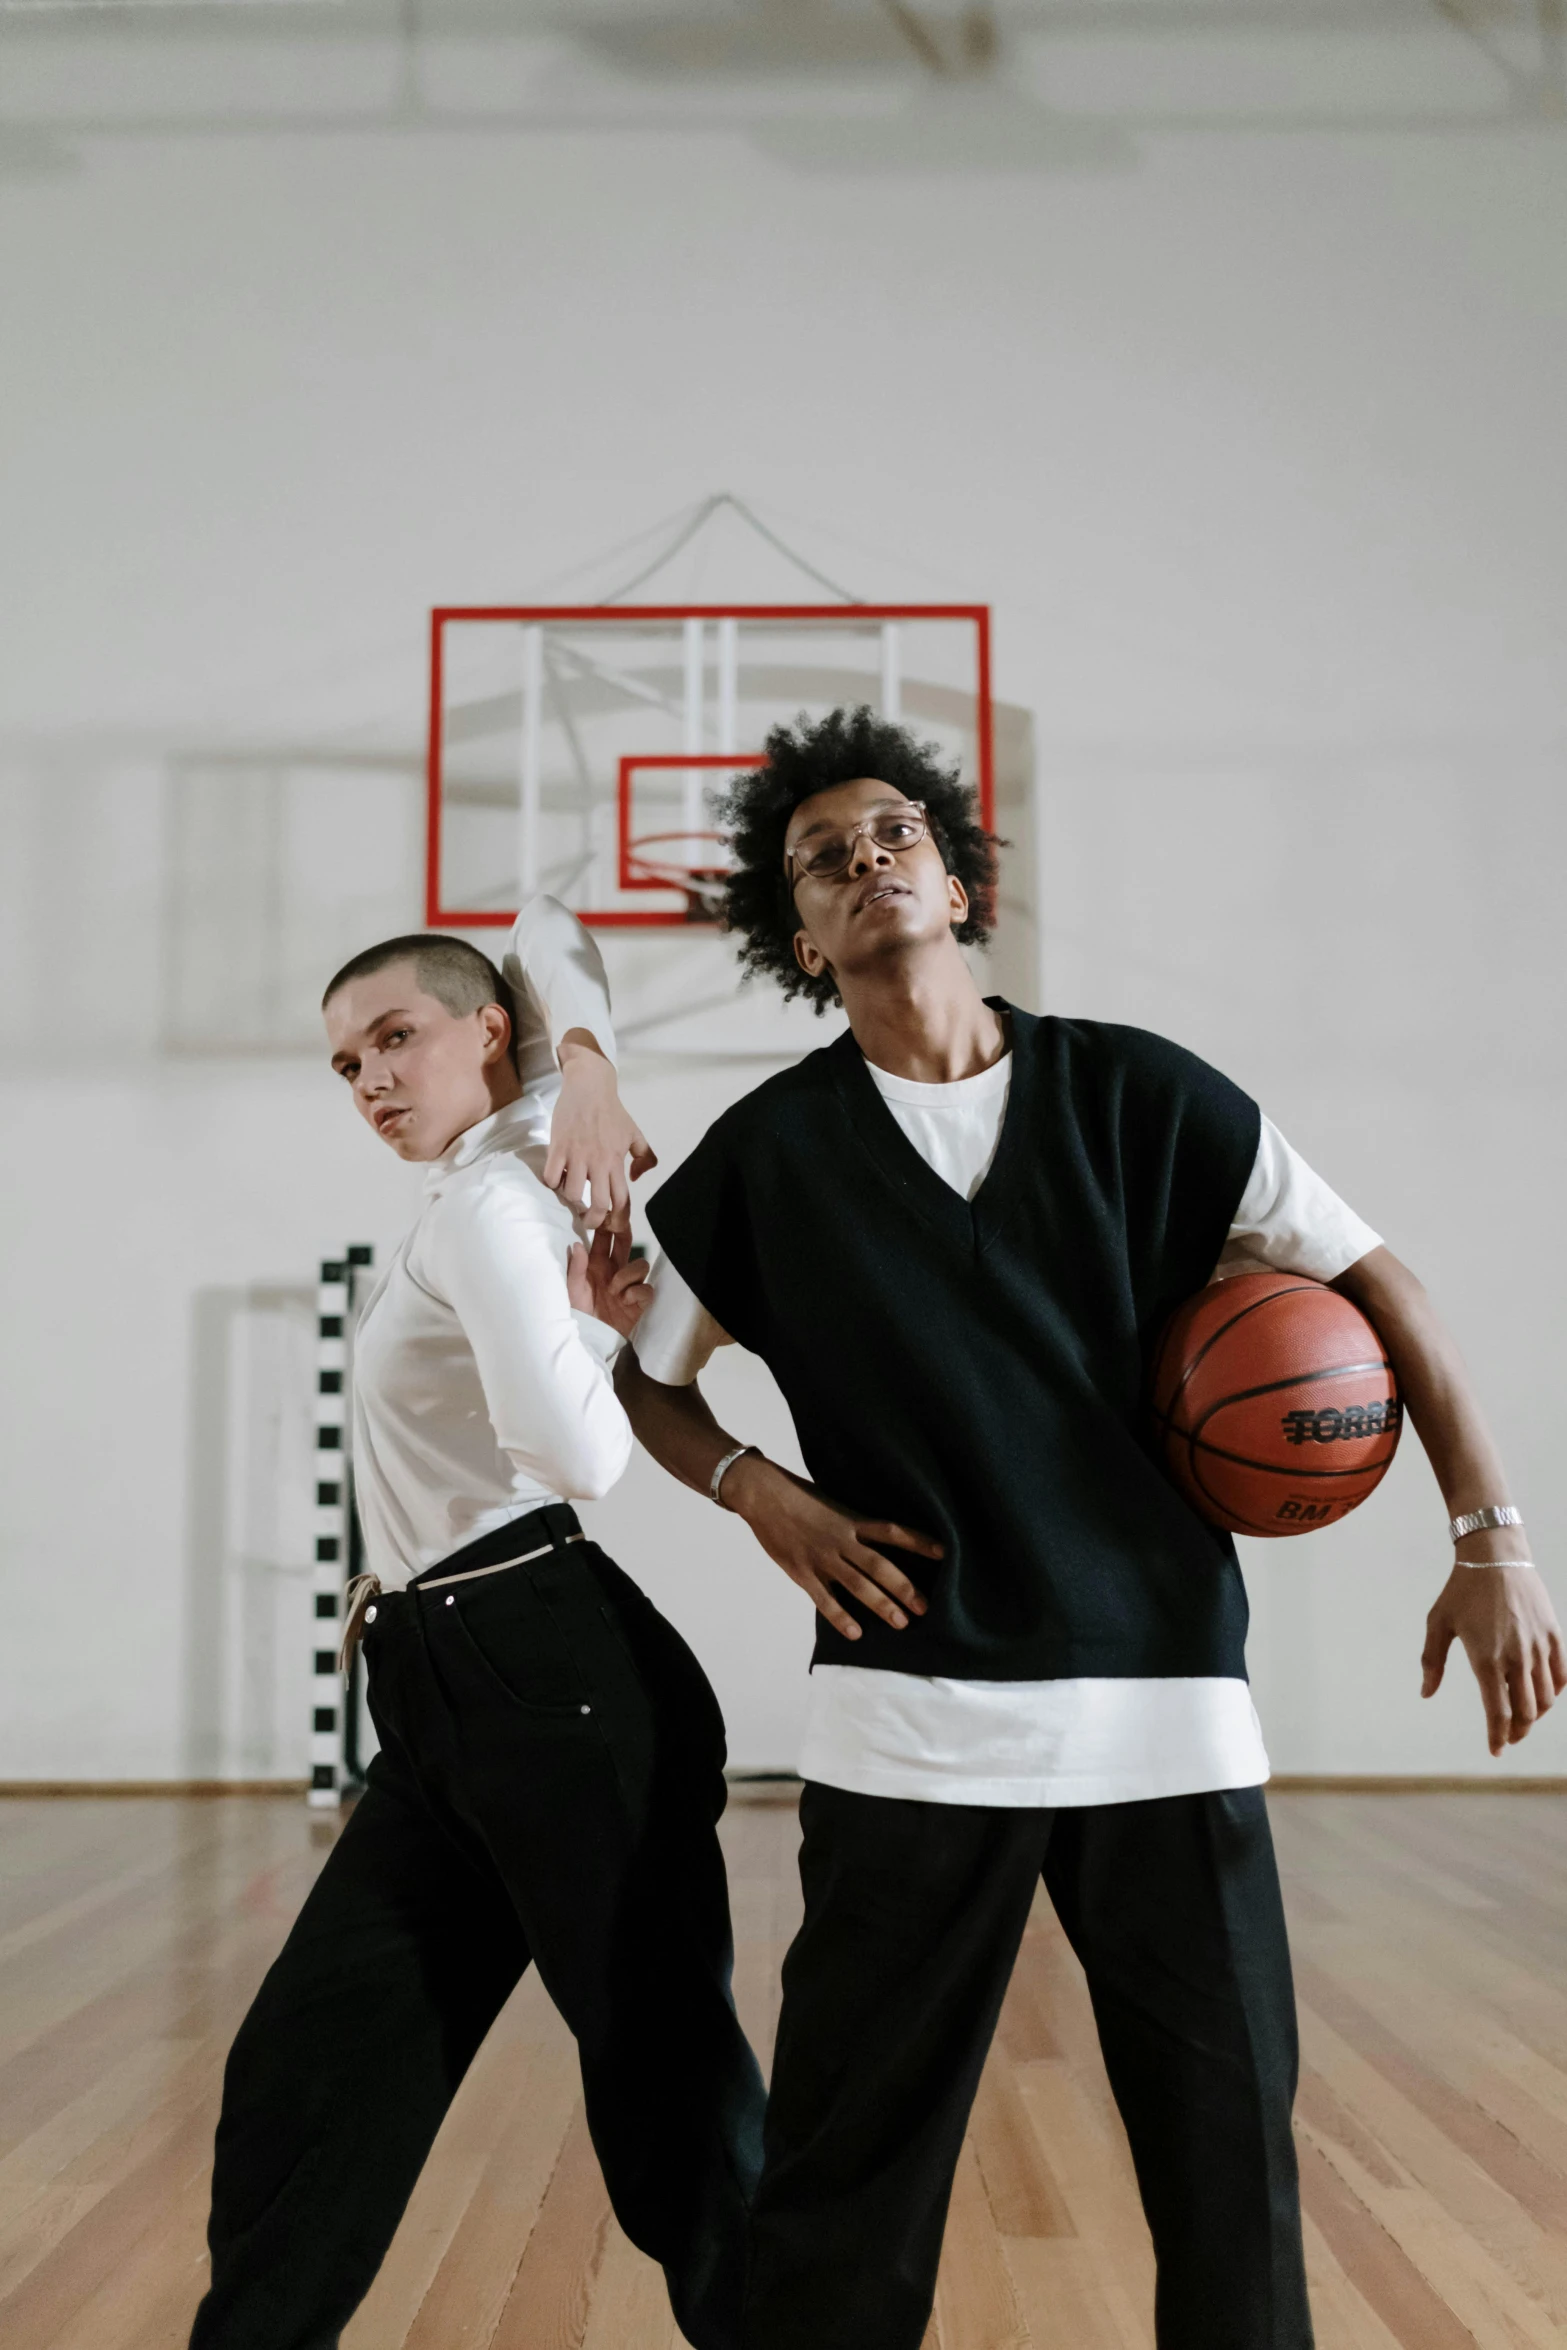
[426,604,993,929]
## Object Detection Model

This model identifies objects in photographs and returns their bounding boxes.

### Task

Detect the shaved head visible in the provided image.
[323,934,510,1052]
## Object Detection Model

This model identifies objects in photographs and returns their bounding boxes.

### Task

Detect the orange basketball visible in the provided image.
[1150,1270,1401,1539]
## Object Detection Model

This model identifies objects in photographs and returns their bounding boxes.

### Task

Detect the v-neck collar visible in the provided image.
[826,998,1036,1253]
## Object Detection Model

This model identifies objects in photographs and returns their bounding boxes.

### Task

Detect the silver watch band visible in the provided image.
[1456,1557,1535,1570]
[1448,1504,1523,1544]
[709,1443,759,1505]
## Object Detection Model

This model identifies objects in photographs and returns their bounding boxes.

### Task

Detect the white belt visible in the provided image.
[337,1531,585,1675]
[420,1532,584,1591]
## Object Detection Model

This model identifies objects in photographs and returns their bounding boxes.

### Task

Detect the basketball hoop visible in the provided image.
[624,830,732,923]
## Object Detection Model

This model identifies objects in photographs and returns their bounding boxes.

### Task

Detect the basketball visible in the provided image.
[1150,1270,1401,1539]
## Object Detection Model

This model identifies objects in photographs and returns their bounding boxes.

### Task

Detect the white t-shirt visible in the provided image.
[632,1051,1382,1809]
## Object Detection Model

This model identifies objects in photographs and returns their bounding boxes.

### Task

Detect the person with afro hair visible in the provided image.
[614,706,1559,2350]
[717,704,1000,1011]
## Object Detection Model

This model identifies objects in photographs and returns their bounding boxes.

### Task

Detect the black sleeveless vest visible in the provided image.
[647,1008,1262,1683]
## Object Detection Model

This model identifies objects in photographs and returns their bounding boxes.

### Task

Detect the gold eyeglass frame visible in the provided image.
[784,800,930,888]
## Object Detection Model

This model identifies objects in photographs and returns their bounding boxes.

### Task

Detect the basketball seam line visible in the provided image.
[1151,1356,1394,1439]
[1188,1358,1393,1439]
[1154,1280,1322,1413]
[1153,1431,1398,1481]
[1187,1437,1281,1536]
[1160,1360,1400,1502]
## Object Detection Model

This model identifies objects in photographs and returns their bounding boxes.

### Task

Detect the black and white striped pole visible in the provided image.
[311,1246,373,1807]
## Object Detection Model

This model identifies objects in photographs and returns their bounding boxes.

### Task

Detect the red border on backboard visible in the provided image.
[425,603,994,930]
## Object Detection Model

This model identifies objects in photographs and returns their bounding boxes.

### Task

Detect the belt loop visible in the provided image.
[338,1573,382,1679]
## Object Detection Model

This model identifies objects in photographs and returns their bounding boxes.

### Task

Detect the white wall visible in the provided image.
[2,41,1565,1779]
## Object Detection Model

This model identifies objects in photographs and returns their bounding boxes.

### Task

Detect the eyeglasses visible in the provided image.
[785,802,930,885]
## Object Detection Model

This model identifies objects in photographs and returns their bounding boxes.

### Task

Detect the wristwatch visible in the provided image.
[1448,1505,1523,1544]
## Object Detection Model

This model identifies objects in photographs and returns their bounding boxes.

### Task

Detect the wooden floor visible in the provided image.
[1,1788,1566,2349]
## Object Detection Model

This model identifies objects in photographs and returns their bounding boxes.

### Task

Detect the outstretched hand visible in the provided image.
[719,1454,941,1642]
[567,1227,651,1340]
[546,1033,656,1234]
[1422,1564,1567,1756]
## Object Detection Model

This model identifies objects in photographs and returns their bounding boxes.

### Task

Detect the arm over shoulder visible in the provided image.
[502,893,617,1089]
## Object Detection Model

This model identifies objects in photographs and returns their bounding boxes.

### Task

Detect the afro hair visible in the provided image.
[715,706,1002,1012]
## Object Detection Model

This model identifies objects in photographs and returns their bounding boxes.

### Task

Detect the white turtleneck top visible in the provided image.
[348,899,630,1589]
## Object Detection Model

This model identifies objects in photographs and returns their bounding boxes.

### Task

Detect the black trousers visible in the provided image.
[190,1508,766,2350]
[745,1781,1312,2350]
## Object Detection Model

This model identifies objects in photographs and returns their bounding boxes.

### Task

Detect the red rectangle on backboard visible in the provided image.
[615,753,766,921]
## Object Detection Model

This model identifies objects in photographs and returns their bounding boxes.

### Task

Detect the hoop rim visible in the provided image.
[625,829,732,888]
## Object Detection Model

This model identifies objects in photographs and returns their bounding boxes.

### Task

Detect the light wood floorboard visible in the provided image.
[0,1789,1561,2347]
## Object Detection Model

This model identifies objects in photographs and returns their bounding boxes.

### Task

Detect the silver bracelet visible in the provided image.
[1447,1505,1522,1544]
[1456,1556,1535,1570]
[709,1443,759,1505]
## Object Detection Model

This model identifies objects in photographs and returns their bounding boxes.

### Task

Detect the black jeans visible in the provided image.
[745,1781,1312,2350]
[191,1509,766,2350]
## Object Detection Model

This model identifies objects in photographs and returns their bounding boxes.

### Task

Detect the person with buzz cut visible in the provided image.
[613,707,1563,2350]
[188,897,765,2350]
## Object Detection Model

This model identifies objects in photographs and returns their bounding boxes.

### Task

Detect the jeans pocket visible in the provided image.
[441,1574,594,1717]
